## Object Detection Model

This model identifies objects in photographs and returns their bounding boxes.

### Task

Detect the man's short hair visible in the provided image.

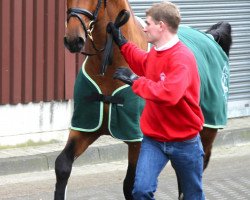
[146,1,181,33]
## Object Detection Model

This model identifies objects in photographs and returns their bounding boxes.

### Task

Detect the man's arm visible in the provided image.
[120,42,147,76]
[132,62,191,106]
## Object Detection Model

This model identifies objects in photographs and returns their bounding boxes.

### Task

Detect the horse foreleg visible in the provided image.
[54,138,75,200]
[123,142,141,200]
[200,127,218,170]
[54,130,100,200]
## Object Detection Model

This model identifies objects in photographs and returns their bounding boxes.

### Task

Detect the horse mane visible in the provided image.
[115,0,147,50]
[124,0,140,28]
[125,0,134,15]
[205,21,232,57]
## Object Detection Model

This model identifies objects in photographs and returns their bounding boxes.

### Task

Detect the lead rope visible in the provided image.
[100,9,130,75]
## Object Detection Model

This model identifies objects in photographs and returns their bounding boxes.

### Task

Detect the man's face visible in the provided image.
[144,16,162,44]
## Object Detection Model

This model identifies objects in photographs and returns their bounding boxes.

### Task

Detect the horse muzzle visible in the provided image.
[64,36,85,53]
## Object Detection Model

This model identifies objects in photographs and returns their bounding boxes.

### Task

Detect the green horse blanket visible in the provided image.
[178,25,229,128]
[71,59,145,141]
[71,26,229,141]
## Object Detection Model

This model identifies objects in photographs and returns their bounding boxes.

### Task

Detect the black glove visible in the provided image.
[107,22,127,47]
[113,67,139,86]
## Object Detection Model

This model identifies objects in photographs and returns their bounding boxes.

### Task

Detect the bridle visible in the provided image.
[66,0,107,55]
[66,0,130,75]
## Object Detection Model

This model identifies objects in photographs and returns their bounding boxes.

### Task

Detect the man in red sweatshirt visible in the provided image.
[108,1,205,200]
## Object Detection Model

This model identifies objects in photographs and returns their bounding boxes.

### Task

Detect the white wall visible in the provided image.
[0,99,249,146]
[228,100,250,118]
[0,100,73,146]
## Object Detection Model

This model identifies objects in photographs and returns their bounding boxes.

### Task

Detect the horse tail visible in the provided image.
[205,21,232,57]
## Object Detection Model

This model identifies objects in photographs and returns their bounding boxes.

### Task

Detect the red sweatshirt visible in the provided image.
[121,41,204,142]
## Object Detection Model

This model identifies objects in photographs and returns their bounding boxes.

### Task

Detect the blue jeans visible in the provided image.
[132,135,205,200]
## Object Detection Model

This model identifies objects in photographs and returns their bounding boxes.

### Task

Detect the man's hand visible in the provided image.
[107,22,127,47]
[113,67,139,86]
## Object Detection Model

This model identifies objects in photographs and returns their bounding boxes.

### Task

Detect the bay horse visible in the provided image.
[55,0,232,199]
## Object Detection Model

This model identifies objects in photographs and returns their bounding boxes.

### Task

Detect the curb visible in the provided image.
[215,128,250,146]
[0,143,128,176]
[0,127,250,176]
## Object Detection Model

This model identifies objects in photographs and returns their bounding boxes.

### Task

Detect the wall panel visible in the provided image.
[131,0,250,102]
[0,0,81,105]
[0,0,11,104]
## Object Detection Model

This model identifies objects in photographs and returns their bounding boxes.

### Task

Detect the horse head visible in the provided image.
[64,0,147,54]
[64,0,105,53]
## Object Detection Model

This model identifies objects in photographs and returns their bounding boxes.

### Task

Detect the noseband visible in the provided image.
[66,0,106,54]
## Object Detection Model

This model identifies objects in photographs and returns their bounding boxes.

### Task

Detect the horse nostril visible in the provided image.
[64,36,85,53]
[77,37,84,51]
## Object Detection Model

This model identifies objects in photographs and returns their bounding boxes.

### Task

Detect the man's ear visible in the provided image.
[159,21,166,31]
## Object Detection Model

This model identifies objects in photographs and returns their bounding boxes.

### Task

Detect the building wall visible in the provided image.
[0,0,83,145]
[0,0,249,145]
[0,101,72,146]
[0,0,84,105]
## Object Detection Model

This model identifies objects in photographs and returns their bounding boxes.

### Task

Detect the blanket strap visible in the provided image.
[85,92,124,105]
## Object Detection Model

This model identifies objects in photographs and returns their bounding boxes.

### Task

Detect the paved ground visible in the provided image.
[0,116,250,176]
[0,143,250,199]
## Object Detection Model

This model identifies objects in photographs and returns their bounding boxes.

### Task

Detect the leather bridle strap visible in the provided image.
[67,0,103,39]
[67,9,90,38]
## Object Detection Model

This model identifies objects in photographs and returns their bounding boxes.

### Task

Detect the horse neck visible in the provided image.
[122,17,147,50]
[106,0,147,49]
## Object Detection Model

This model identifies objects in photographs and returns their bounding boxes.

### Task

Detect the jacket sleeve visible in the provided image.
[132,61,191,106]
[120,42,148,76]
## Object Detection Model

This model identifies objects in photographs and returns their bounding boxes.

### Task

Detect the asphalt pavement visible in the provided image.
[0,116,250,176]
[1,143,250,199]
